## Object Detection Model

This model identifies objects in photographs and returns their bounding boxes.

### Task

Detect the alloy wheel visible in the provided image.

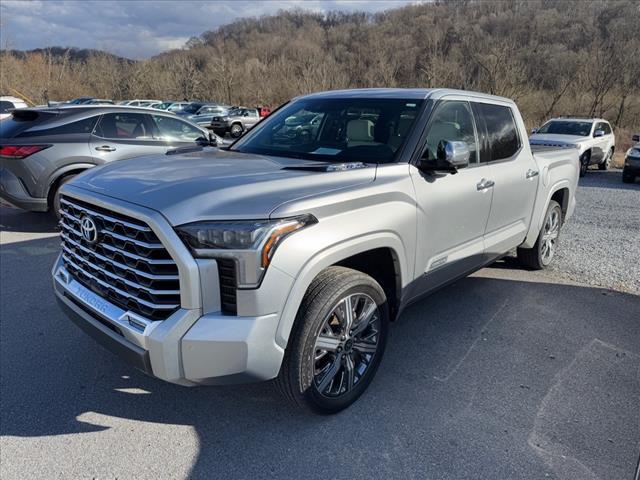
[313,293,381,398]
[540,206,561,265]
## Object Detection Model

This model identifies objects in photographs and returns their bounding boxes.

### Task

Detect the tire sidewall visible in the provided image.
[230,123,243,138]
[537,201,562,268]
[297,280,389,413]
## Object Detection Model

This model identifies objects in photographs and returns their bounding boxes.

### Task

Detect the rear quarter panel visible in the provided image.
[522,147,579,248]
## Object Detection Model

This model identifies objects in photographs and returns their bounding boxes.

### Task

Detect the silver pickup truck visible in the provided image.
[53,88,579,413]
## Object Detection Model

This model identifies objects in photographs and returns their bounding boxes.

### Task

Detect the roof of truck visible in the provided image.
[300,88,514,104]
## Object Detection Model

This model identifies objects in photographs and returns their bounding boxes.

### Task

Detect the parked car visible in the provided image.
[84,99,115,105]
[64,97,95,105]
[0,96,28,120]
[623,141,640,183]
[530,117,615,177]
[0,105,222,217]
[257,106,272,118]
[166,102,191,113]
[52,88,579,413]
[211,107,261,138]
[187,106,230,128]
[121,99,162,107]
[174,102,221,117]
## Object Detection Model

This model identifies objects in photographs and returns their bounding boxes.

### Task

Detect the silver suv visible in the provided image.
[0,105,219,216]
[211,107,261,138]
[53,89,578,413]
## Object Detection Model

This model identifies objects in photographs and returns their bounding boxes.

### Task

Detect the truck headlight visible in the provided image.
[176,215,317,287]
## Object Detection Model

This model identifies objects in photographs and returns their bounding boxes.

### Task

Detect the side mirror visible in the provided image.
[419,140,470,174]
[531,128,538,134]
[594,129,605,138]
[632,134,639,142]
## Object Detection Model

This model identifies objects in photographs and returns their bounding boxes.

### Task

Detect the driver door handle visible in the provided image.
[95,145,116,152]
[477,178,495,191]
[526,169,539,179]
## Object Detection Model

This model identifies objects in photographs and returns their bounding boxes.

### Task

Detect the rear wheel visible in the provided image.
[50,174,76,219]
[275,266,389,414]
[598,148,613,170]
[517,200,562,270]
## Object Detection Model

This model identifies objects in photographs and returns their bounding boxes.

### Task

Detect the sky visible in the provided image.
[0,0,418,59]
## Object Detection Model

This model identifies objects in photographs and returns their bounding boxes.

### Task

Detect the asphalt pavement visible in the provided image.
[1,169,639,479]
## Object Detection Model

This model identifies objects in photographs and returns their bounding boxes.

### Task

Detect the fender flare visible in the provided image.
[274,231,408,348]
[523,179,572,248]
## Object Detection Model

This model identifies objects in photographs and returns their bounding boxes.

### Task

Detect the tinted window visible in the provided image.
[233,98,424,163]
[17,116,98,137]
[152,115,203,142]
[0,101,14,113]
[477,103,520,160]
[602,123,612,135]
[95,113,152,139]
[537,120,592,137]
[422,100,478,164]
[0,112,53,138]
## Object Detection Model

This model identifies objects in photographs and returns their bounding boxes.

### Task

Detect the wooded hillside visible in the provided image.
[1,0,638,130]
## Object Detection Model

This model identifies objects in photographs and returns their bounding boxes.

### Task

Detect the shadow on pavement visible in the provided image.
[579,169,640,190]
[1,235,639,479]
[0,207,58,234]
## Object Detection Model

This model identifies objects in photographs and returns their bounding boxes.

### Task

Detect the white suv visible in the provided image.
[0,96,28,120]
[530,117,615,177]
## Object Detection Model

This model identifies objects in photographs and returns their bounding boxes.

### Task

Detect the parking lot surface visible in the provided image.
[1,169,639,479]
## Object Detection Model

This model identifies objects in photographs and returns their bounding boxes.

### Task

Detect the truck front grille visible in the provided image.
[59,196,180,321]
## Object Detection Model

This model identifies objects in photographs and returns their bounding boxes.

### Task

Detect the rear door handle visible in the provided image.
[95,145,116,152]
[477,179,495,191]
[526,169,539,179]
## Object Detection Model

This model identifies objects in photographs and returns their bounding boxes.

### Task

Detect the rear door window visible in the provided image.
[476,103,520,161]
[95,113,154,139]
[0,101,15,113]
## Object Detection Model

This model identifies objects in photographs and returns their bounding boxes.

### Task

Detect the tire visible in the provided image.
[275,266,389,414]
[579,152,589,177]
[622,169,635,183]
[50,175,76,219]
[517,200,562,270]
[230,123,243,138]
[598,148,613,170]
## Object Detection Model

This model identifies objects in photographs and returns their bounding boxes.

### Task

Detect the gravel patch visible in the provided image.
[544,168,640,294]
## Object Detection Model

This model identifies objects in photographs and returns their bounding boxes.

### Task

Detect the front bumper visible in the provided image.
[624,156,640,174]
[0,167,48,211]
[53,255,285,385]
[52,186,289,386]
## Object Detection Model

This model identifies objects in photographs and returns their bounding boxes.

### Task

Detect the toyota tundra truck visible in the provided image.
[52,89,579,413]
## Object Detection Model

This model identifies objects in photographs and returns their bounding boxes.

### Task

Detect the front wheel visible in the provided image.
[230,123,243,138]
[579,153,589,177]
[275,266,389,414]
[598,148,613,170]
[517,200,562,270]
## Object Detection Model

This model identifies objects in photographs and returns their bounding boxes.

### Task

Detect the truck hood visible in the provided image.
[71,148,376,226]
[529,133,588,148]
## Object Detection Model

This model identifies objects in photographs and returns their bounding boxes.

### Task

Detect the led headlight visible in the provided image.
[176,215,317,287]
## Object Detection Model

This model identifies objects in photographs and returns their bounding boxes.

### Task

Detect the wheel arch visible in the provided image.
[46,163,94,209]
[274,234,408,348]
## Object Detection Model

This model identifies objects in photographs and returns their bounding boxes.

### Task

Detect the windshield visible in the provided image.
[231,98,424,163]
[538,121,592,136]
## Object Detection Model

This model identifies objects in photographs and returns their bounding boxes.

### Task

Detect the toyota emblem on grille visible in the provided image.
[80,216,99,244]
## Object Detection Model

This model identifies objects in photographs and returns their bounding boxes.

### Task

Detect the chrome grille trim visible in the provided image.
[60,220,173,265]
[61,251,180,296]
[61,233,179,281]
[62,255,180,310]
[60,197,152,232]
[59,195,181,320]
